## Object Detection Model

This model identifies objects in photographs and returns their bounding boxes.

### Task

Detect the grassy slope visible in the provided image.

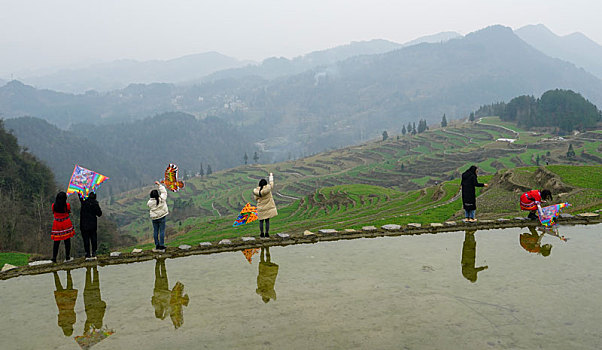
[104,119,602,249]
[0,253,30,269]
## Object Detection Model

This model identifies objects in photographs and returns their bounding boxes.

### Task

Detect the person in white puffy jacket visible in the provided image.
[148,181,169,252]
[253,173,278,238]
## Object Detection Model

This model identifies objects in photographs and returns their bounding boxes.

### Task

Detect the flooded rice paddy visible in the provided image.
[1,224,601,349]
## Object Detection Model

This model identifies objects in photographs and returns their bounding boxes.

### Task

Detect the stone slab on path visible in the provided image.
[110,252,121,257]
[407,223,422,228]
[303,230,315,236]
[132,248,143,254]
[276,233,290,239]
[343,229,357,233]
[1,264,17,272]
[241,237,256,242]
[28,260,53,266]
[319,229,338,234]
[362,226,377,231]
[560,214,574,219]
[578,212,599,217]
[444,221,457,226]
[199,242,212,247]
[430,223,444,228]
[179,245,192,250]
[219,239,232,245]
[382,224,401,231]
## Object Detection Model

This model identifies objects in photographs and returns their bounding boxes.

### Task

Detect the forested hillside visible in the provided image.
[0,120,55,252]
[475,89,601,132]
[6,112,259,191]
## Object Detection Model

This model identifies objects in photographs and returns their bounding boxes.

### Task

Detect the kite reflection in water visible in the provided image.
[152,259,190,329]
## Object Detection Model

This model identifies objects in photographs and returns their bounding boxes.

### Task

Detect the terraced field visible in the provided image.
[105,121,602,246]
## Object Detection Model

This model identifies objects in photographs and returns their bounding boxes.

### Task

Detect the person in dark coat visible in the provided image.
[460,165,488,222]
[79,192,102,260]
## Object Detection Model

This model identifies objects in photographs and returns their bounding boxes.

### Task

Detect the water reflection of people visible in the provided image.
[256,247,279,303]
[83,267,107,334]
[53,270,78,336]
[152,258,189,329]
[461,230,488,283]
[519,226,554,256]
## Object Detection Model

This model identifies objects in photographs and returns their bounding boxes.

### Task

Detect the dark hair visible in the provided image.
[86,192,97,202]
[257,179,268,197]
[541,189,552,201]
[150,189,160,205]
[468,165,478,174]
[54,191,68,213]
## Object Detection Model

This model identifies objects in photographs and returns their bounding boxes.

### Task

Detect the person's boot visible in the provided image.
[260,233,265,238]
[265,233,270,238]
[527,211,538,220]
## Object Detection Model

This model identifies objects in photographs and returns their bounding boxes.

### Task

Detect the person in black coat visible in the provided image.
[79,192,102,259]
[460,165,488,222]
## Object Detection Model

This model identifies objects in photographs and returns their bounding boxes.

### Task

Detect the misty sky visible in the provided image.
[1,0,601,76]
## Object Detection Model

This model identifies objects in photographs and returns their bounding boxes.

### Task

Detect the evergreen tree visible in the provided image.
[200,163,204,177]
[407,122,412,134]
[253,151,259,163]
[417,119,427,133]
[441,114,447,127]
[536,154,540,166]
[401,163,405,171]
[402,125,407,135]
[469,112,475,122]
[244,152,248,165]
[567,144,576,158]
[411,122,417,135]
[382,130,389,141]
[207,165,213,175]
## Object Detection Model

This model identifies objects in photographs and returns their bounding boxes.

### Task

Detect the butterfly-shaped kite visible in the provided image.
[66,165,109,199]
[233,203,258,227]
[160,163,185,192]
[538,202,570,227]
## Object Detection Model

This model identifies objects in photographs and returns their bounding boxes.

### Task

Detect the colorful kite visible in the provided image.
[538,202,570,227]
[161,163,185,192]
[242,248,260,264]
[74,327,115,349]
[233,203,258,227]
[66,165,109,199]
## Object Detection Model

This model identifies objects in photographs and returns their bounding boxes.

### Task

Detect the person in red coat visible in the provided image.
[520,189,552,220]
[52,191,75,263]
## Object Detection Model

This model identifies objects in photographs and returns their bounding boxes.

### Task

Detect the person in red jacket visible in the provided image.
[520,189,552,220]
[52,191,76,263]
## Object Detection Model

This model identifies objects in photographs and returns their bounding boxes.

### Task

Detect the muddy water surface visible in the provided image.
[1,224,601,349]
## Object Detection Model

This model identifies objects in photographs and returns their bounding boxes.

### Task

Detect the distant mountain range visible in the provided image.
[2,25,602,164]
[14,52,252,93]
[515,24,602,79]
[8,34,464,94]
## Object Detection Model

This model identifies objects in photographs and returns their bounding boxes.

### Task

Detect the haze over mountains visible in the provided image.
[515,24,602,80]
[2,24,602,176]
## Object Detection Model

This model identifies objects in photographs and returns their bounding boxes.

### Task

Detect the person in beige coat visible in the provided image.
[253,173,278,237]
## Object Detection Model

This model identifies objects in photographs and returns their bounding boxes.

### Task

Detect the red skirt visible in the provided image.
[51,216,75,241]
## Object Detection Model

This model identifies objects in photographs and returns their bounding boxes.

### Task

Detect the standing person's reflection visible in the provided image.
[152,258,170,320]
[520,226,553,257]
[53,270,77,336]
[256,247,279,303]
[83,266,106,334]
[152,258,189,329]
[169,281,189,329]
[461,230,488,283]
